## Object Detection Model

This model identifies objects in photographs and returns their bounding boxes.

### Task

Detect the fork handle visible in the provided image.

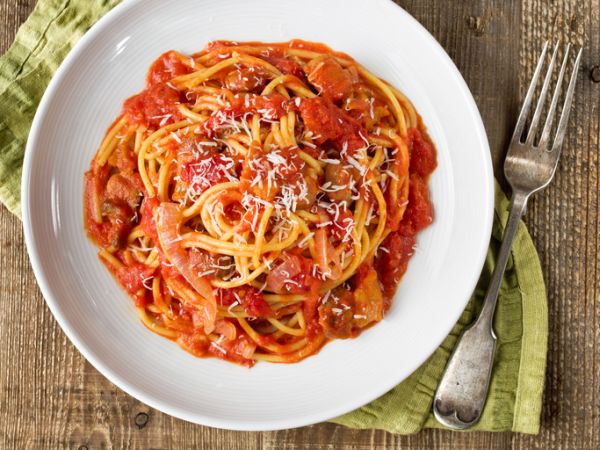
[433,191,529,429]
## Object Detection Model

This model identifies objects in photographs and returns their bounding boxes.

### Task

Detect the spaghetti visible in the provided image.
[83,40,437,366]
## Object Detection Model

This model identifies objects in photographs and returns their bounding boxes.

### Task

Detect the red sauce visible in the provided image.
[110,144,137,173]
[297,97,366,152]
[217,286,273,318]
[376,233,416,309]
[408,127,437,177]
[180,153,234,196]
[224,66,269,92]
[146,50,192,86]
[139,196,159,242]
[177,332,209,358]
[268,56,305,79]
[398,174,435,236]
[122,51,192,129]
[302,293,322,339]
[101,257,154,307]
[376,127,436,305]
[123,83,184,129]
[206,334,255,366]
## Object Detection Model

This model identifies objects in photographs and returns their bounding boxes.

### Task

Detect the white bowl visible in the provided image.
[22,0,493,431]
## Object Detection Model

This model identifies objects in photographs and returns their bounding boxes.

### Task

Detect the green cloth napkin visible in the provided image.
[0,0,548,434]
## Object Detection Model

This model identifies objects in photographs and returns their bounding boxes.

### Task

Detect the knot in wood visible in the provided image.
[135,412,150,429]
[466,15,486,36]
[591,66,600,83]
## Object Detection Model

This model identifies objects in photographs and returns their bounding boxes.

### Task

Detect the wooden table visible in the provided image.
[1,1,599,448]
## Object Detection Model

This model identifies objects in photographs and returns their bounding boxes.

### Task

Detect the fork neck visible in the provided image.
[477,190,530,332]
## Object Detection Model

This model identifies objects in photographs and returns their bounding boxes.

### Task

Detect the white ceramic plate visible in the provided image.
[22,0,493,431]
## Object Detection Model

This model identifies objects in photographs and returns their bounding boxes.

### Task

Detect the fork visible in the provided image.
[432,42,582,430]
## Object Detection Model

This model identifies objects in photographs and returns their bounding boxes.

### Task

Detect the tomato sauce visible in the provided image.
[268,56,305,78]
[180,153,234,196]
[146,51,192,86]
[139,196,159,242]
[122,51,192,129]
[123,83,184,129]
[297,97,366,153]
[376,127,436,305]
[217,286,273,318]
[408,127,437,177]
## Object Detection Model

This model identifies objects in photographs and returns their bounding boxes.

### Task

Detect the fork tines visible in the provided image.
[511,41,582,151]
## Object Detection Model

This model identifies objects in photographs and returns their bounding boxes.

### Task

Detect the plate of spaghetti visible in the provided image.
[22,0,493,430]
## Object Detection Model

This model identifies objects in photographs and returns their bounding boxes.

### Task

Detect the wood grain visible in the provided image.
[1,0,598,448]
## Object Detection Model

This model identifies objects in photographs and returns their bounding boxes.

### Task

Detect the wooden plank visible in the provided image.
[514,1,600,450]
[0,0,598,448]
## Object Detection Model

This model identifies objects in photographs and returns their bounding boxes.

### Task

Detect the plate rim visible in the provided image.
[21,0,494,431]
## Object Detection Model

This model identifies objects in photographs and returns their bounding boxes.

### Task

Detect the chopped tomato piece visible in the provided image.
[139,196,159,242]
[101,257,154,306]
[122,83,183,129]
[268,56,304,78]
[178,332,210,357]
[397,175,434,236]
[146,51,192,86]
[242,93,289,119]
[408,128,437,177]
[375,232,416,308]
[240,288,273,317]
[217,288,236,306]
[180,153,235,196]
[216,286,273,318]
[304,56,354,102]
[303,293,322,338]
[297,97,365,153]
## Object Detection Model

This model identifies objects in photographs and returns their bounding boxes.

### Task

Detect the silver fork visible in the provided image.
[433,42,582,430]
